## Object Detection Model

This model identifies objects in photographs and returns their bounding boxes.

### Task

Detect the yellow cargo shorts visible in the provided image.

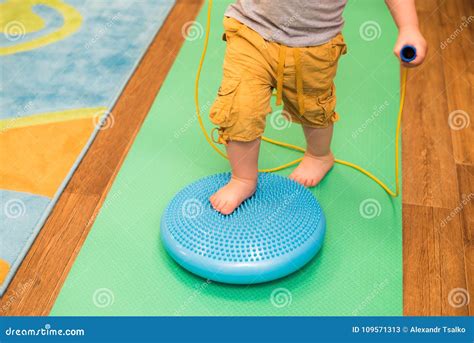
[209,17,347,144]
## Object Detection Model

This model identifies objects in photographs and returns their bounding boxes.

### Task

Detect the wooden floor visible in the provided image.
[402,0,473,315]
[1,0,472,316]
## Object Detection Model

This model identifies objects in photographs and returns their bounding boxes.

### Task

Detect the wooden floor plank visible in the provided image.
[464,244,474,316]
[433,207,469,316]
[457,164,474,316]
[437,0,474,165]
[456,164,474,242]
[403,204,442,315]
[402,8,460,209]
[403,204,469,315]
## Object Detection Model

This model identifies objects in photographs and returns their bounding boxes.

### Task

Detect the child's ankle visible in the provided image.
[231,174,258,186]
[305,150,334,159]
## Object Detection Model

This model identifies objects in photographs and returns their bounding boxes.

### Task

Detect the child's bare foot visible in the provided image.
[209,176,257,215]
[289,152,335,187]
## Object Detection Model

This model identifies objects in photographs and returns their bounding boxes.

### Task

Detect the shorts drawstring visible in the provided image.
[275,45,305,116]
[275,45,286,108]
[293,48,305,115]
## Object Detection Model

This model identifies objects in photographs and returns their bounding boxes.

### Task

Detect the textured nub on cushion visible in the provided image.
[161,173,326,284]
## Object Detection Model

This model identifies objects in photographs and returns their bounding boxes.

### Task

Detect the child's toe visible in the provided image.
[211,197,222,210]
[209,194,216,205]
[290,173,300,183]
[216,200,227,213]
[221,204,234,215]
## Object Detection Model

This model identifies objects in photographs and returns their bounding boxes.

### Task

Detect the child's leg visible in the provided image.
[210,139,260,215]
[289,124,335,187]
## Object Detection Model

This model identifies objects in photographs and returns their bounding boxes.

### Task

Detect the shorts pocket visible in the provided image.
[223,17,244,41]
[209,77,240,128]
[332,34,347,61]
[317,86,337,121]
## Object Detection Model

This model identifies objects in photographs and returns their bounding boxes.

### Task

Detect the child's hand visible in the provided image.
[393,26,427,68]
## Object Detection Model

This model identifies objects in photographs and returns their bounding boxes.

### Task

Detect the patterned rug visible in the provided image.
[0,0,175,295]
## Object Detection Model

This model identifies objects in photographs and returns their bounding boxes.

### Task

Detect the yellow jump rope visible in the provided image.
[195,0,405,197]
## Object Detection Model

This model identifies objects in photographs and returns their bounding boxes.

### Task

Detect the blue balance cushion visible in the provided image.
[161,173,326,284]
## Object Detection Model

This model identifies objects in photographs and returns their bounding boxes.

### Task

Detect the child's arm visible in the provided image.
[385,0,427,67]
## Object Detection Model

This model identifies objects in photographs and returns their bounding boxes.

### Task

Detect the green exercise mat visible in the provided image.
[52,0,402,316]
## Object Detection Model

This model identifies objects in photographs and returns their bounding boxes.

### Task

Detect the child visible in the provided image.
[209,0,427,215]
